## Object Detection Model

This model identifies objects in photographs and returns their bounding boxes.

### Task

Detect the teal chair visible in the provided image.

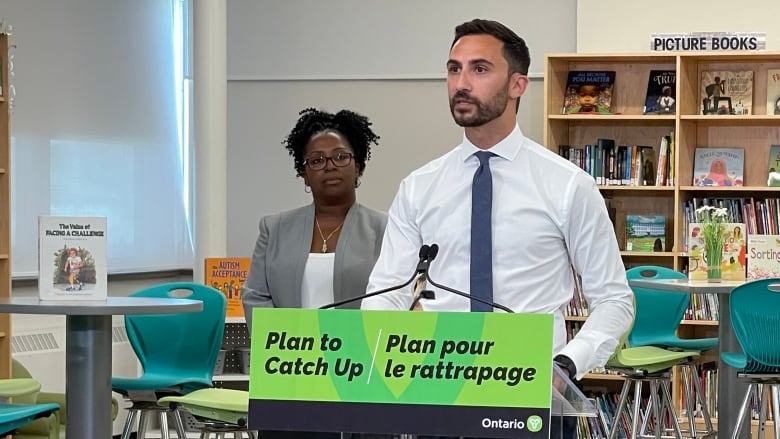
[721,278,780,439]
[605,287,697,439]
[0,378,59,439]
[626,266,717,437]
[112,282,227,439]
[158,388,256,438]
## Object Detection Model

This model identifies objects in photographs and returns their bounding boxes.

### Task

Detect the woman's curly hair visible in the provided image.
[283,108,380,177]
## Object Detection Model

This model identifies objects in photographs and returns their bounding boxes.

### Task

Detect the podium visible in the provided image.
[248,308,598,438]
[551,363,599,438]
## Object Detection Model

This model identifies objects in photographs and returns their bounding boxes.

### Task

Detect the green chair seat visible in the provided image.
[159,388,249,426]
[609,345,698,374]
[0,380,41,398]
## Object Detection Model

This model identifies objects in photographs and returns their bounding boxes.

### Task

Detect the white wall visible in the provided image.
[225,0,572,255]
[577,0,780,52]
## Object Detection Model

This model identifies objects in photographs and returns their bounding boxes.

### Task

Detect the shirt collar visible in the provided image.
[458,124,523,163]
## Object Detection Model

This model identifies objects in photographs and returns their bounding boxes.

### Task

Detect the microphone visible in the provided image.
[319,244,434,310]
[425,244,515,313]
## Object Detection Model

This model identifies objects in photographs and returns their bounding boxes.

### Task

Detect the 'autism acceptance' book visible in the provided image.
[204,257,250,318]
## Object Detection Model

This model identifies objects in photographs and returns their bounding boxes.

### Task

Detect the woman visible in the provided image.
[242,108,387,327]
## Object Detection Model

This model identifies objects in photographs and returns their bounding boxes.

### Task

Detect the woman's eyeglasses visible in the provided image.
[303,152,354,170]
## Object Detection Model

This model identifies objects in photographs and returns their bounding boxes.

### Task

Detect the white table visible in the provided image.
[0,296,203,439]
[628,278,746,439]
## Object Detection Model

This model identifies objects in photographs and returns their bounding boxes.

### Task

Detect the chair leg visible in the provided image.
[138,409,151,439]
[630,378,643,439]
[680,364,698,437]
[172,408,189,439]
[759,384,770,439]
[732,383,757,439]
[688,363,716,436]
[649,379,663,439]
[609,378,633,439]
[160,410,171,439]
[772,385,780,439]
[659,377,684,439]
[121,409,139,439]
[610,380,632,439]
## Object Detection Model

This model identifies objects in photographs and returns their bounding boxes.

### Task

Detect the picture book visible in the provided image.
[625,215,666,252]
[766,69,780,115]
[38,216,107,301]
[700,70,753,115]
[204,257,250,318]
[768,144,780,187]
[643,70,676,114]
[692,147,744,187]
[688,222,746,281]
[746,235,780,280]
[562,71,616,114]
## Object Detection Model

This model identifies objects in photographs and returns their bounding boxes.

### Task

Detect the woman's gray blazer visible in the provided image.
[242,202,387,328]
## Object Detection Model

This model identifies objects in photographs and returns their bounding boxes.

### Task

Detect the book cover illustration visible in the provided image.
[766,69,780,115]
[768,144,780,187]
[700,70,753,115]
[625,215,665,252]
[688,222,746,281]
[643,70,676,114]
[747,235,780,280]
[562,71,616,114]
[692,147,744,187]
[38,216,107,301]
[204,257,250,318]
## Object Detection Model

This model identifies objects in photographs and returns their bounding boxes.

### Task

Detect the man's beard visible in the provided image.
[449,84,510,127]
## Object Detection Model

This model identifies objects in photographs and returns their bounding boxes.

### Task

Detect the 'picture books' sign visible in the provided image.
[651,32,766,52]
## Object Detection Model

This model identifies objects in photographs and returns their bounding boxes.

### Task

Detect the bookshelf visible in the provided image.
[546,51,780,438]
[0,33,10,379]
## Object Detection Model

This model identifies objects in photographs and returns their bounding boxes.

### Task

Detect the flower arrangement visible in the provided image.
[696,205,729,281]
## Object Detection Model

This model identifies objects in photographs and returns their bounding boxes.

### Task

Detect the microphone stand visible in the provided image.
[320,245,432,310]
[424,244,515,313]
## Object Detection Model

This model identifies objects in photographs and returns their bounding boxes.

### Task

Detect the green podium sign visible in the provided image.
[248,308,553,437]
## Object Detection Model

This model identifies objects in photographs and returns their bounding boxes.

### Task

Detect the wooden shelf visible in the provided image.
[547,52,780,435]
[213,373,249,382]
[680,319,718,326]
[583,373,624,381]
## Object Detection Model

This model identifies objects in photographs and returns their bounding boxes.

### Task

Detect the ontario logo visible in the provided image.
[481,416,543,432]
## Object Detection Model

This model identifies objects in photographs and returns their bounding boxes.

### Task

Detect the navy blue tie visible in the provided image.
[470,151,494,312]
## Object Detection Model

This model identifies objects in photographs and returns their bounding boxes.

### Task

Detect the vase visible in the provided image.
[706,245,723,283]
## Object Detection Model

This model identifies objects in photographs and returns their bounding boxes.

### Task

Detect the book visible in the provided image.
[204,257,250,318]
[625,215,666,252]
[692,147,744,187]
[746,235,780,280]
[643,70,676,114]
[768,145,780,187]
[38,216,108,300]
[688,222,746,281]
[766,69,780,115]
[700,70,753,115]
[562,71,616,114]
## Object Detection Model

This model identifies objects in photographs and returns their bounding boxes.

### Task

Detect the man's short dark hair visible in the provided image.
[451,19,530,75]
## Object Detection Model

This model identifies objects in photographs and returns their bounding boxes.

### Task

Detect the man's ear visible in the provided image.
[509,72,529,99]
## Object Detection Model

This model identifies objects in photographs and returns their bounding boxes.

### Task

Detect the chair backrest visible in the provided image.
[125,282,226,391]
[729,278,780,372]
[625,266,688,347]
[10,360,35,405]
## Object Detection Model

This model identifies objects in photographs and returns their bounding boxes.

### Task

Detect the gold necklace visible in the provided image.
[315,217,345,253]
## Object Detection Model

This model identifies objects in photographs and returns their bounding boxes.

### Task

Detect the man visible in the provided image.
[362,19,634,384]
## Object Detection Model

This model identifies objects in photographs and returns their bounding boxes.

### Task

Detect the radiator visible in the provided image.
[11,314,141,436]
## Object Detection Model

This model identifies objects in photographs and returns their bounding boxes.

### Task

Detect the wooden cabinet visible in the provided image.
[0,33,11,379]
[545,51,780,435]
